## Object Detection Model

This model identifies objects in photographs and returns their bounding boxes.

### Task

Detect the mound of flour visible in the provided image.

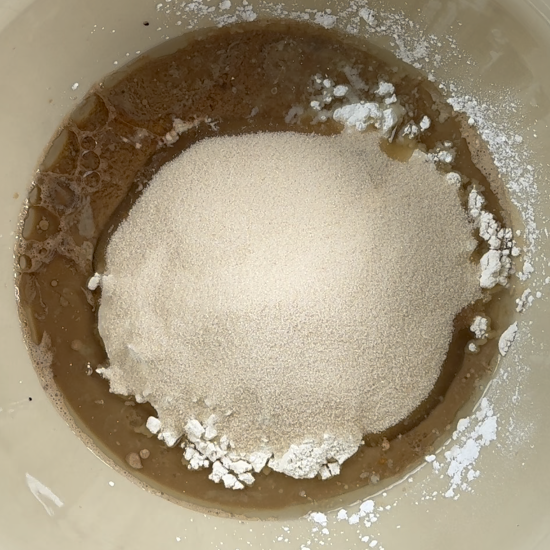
[96,131,480,483]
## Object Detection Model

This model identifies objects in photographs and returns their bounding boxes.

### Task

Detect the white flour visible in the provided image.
[470,316,489,340]
[467,188,515,288]
[498,322,518,357]
[424,398,498,499]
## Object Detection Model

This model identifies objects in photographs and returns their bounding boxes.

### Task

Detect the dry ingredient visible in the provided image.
[424,397,498,499]
[470,316,489,339]
[95,129,482,488]
[498,322,519,357]
[467,188,517,289]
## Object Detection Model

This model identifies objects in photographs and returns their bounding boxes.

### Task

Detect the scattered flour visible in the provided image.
[516,289,534,312]
[419,115,431,131]
[498,322,518,357]
[87,273,101,291]
[333,101,405,137]
[448,95,538,257]
[424,398,498,499]
[308,512,328,527]
[467,188,515,288]
[304,496,393,549]
[331,79,405,137]
[306,74,406,137]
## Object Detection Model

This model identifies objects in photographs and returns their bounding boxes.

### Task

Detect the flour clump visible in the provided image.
[96,131,481,487]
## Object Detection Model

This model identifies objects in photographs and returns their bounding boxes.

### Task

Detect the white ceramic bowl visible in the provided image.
[1,1,549,548]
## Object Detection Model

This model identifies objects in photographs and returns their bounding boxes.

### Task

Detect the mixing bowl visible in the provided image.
[1,0,549,548]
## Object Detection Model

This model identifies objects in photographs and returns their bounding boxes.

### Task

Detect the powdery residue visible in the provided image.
[447,92,547,316]
[447,95,538,259]
[467,187,515,289]
[499,322,519,356]
[151,0,464,73]
[295,372,518,548]
[423,398,498,499]
[295,496,397,549]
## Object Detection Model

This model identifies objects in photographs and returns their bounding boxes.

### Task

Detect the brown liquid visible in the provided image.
[15,20,518,519]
